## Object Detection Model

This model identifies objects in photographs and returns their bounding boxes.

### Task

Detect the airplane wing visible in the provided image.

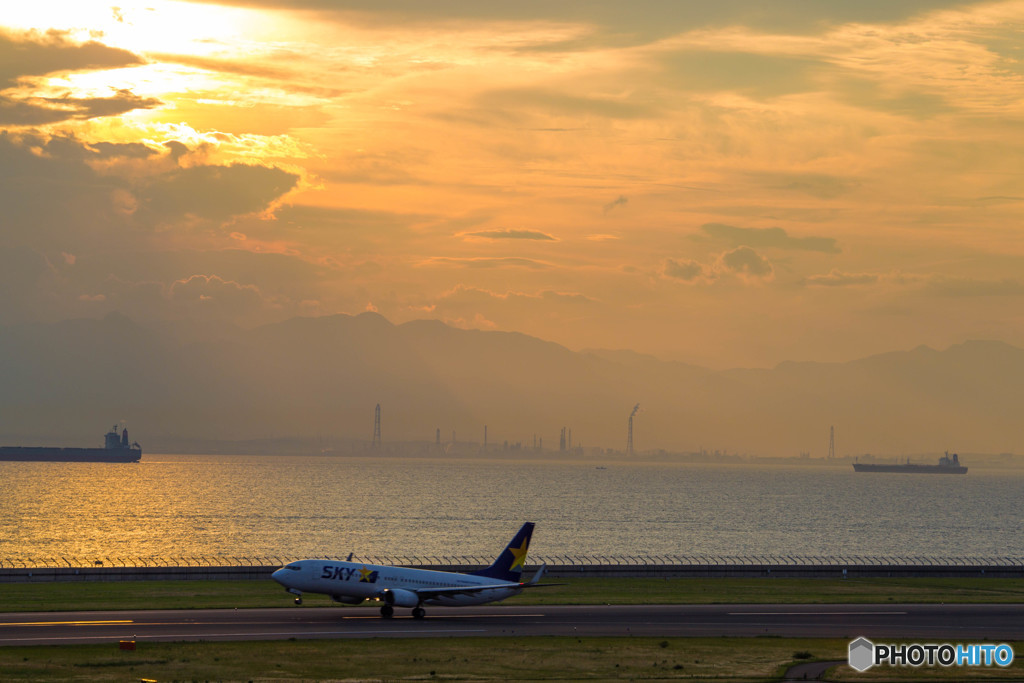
[409,582,527,599]
[408,583,562,600]
[412,564,563,598]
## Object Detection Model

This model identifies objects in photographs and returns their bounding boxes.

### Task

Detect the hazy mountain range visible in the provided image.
[1,311,1022,457]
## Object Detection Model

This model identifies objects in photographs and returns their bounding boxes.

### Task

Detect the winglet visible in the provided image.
[470,522,534,582]
[528,563,547,585]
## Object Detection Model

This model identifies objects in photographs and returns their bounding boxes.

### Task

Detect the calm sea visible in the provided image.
[1,455,1021,563]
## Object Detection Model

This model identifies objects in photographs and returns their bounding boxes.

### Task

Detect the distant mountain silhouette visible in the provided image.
[0,312,1021,456]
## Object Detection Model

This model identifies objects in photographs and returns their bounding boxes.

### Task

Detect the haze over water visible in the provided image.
[2,455,1020,564]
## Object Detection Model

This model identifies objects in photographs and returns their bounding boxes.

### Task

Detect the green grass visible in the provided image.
[0,637,1020,681]
[2,579,1023,681]
[2,577,1024,612]
[0,636,873,682]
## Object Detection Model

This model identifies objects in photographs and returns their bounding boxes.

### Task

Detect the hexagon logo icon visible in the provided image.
[849,637,875,672]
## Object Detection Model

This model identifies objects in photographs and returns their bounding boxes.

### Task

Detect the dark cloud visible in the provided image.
[0,131,128,251]
[138,163,299,222]
[0,90,162,126]
[0,32,155,126]
[603,195,628,213]
[46,90,162,119]
[719,246,773,279]
[663,258,707,282]
[0,132,301,255]
[164,141,190,160]
[0,29,143,88]
[701,223,840,253]
[463,229,556,241]
[0,97,73,126]
[90,141,160,159]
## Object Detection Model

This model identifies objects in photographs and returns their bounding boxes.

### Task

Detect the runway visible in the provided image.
[1,604,1022,646]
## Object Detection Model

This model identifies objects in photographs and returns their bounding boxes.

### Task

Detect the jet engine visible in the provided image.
[331,595,364,605]
[382,588,419,608]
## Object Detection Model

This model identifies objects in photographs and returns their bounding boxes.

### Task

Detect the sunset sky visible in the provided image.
[3,1,1023,368]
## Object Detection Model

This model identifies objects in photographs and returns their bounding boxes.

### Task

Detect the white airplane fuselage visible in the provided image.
[272,560,525,607]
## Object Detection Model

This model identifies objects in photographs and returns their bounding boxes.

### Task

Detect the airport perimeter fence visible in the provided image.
[6,552,1024,569]
[3,554,1024,570]
[4,555,1024,582]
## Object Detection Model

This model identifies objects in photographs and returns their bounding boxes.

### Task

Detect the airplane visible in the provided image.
[271,521,551,619]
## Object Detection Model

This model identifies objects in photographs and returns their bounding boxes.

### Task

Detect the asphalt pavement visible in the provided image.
[1,603,1022,646]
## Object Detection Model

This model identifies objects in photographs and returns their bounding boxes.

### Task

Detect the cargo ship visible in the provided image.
[853,451,966,474]
[0,426,141,463]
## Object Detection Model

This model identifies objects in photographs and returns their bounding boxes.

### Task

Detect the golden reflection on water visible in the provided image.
[0,455,1022,563]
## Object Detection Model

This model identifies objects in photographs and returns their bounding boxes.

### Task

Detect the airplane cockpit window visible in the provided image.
[285,563,302,571]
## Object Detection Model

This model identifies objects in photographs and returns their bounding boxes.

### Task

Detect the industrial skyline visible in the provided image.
[2,310,1022,457]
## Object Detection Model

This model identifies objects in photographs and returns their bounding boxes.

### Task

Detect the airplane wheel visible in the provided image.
[412,607,425,619]
[380,605,394,619]
[294,597,302,605]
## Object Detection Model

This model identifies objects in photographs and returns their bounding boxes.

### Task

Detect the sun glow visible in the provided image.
[4,1,263,56]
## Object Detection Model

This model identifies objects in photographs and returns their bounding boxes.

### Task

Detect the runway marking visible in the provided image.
[0,620,134,626]
[342,613,545,620]
[0,629,489,643]
[727,611,907,616]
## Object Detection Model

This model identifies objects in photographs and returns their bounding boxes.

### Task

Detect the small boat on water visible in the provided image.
[853,451,966,474]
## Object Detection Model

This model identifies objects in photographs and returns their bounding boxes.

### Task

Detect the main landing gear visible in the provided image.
[378,605,426,619]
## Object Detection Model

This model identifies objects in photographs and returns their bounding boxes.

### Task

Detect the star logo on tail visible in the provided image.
[507,538,529,571]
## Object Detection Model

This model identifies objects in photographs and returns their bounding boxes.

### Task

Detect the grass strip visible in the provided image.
[0,637,1021,681]
[2,577,1024,613]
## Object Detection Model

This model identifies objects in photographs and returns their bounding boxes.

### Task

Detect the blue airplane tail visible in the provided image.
[471,522,534,582]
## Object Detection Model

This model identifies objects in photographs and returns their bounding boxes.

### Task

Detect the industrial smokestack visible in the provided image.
[627,403,640,456]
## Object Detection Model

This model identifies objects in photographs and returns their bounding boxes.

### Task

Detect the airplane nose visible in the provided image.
[271,568,287,585]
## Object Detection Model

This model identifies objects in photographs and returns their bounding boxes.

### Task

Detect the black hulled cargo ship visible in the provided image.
[853,451,966,474]
[0,426,142,463]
